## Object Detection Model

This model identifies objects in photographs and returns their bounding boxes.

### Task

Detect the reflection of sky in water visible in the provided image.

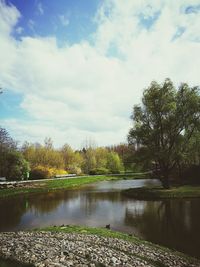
[126,201,147,216]
[87,179,161,192]
[19,194,126,229]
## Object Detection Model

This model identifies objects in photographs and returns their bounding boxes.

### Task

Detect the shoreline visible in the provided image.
[0,174,147,199]
[0,226,199,267]
[122,186,200,199]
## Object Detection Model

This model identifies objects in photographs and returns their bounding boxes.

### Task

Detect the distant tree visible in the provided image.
[106,152,124,173]
[128,79,200,188]
[95,147,108,169]
[81,137,97,150]
[44,137,53,149]
[22,140,64,169]
[60,144,75,167]
[4,151,30,181]
[60,144,83,174]
[0,127,29,180]
[82,148,97,174]
[0,127,16,152]
[107,143,136,171]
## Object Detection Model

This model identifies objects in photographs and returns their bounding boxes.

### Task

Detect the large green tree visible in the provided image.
[0,127,29,180]
[128,79,200,188]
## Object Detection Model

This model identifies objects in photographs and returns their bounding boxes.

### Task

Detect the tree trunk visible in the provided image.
[161,171,170,189]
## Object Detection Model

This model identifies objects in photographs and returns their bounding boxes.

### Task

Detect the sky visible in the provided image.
[0,0,200,149]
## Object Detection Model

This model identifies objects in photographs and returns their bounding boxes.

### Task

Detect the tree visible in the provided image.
[22,139,64,169]
[0,127,29,180]
[0,127,16,177]
[107,143,136,171]
[0,127,16,152]
[106,152,124,173]
[4,151,30,181]
[60,144,83,174]
[82,148,97,174]
[128,79,200,188]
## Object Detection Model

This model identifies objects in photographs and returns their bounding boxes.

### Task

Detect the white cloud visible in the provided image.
[28,19,35,31]
[0,0,20,36]
[37,2,44,15]
[0,0,200,148]
[59,15,69,27]
[16,26,23,34]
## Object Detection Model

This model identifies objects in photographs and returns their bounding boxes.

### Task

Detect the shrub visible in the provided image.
[89,167,109,175]
[30,165,67,180]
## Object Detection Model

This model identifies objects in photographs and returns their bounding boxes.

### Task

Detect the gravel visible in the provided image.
[0,231,199,267]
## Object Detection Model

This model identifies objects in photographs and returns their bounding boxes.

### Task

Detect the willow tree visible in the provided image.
[128,78,200,188]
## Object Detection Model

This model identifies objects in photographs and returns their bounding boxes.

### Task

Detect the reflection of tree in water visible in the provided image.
[0,190,80,231]
[124,199,200,259]
[28,190,80,214]
[0,196,27,231]
[80,191,122,215]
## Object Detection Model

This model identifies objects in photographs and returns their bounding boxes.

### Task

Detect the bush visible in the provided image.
[1,151,30,181]
[89,167,109,175]
[67,166,82,175]
[30,165,67,180]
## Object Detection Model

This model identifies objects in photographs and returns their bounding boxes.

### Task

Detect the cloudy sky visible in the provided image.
[0,0,200,148]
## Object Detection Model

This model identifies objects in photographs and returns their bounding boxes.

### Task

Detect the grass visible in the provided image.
[122,185,200,199]
[34,225,200,266]
[0,175,118,198]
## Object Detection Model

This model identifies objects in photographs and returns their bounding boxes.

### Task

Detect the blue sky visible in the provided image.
[10,0,99,44]
[0,0,200,148]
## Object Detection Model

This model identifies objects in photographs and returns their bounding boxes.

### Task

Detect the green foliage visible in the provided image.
[30,165,67,180]
[22,139,125,178]
[0,127,29,181]
[89,167,109,175]
[82,148,97,173]
[107,144,136,171]
[60,144,83,174]
[30,165,50,179]
[22,140,65,170]
[128,79,200,188]
[82,147,124,174]
[106,152,124,173]
[4,151,30,181]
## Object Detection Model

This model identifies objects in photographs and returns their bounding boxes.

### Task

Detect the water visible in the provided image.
[0,179,200,259]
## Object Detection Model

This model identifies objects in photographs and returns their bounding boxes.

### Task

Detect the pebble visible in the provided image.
[0,231,199,267]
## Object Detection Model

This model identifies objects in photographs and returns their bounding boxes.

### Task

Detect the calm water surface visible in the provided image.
[0,179,200,259]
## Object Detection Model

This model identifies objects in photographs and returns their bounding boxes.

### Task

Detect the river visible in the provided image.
[0,179,199,259]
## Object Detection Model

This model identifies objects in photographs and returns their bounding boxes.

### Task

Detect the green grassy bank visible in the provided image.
[122,185,200,199]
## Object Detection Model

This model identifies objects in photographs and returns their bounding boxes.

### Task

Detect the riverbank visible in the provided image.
[0,173,146,199]
[122,185,200,199]
[0,226,199,267]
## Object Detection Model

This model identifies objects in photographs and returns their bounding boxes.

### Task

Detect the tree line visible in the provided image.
[0,131,129,180]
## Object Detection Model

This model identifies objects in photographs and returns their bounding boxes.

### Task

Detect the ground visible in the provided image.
[0,227,199,267]
[122,185,200,199]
